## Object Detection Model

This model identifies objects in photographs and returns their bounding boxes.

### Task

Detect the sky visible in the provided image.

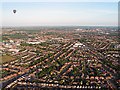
[1,0,119,2]
[1,2,118,26]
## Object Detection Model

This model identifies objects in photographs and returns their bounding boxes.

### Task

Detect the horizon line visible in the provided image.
[2,25,118,27]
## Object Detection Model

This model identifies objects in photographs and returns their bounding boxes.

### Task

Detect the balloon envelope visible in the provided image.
[13,10,16,13]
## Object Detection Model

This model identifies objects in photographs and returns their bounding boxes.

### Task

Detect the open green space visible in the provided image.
[1,55,15,64]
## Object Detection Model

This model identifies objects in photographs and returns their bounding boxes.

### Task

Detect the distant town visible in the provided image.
[0,26,119,90]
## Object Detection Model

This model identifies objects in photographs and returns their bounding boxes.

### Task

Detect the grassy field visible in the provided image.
[0,55,15,64]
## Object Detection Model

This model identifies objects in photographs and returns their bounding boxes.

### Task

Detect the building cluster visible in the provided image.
[0,27,119,90]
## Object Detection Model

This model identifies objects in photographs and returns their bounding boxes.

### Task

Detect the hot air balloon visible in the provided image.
[13,10,16,14]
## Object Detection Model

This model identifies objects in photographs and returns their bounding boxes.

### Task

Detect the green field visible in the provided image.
[0,55,15,64]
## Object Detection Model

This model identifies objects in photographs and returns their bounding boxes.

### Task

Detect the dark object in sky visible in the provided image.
[13,10,16,14]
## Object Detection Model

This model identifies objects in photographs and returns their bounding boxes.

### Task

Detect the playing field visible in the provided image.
[0,55,15,64]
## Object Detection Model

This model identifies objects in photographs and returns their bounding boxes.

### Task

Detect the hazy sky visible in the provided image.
[2,2,118,26]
